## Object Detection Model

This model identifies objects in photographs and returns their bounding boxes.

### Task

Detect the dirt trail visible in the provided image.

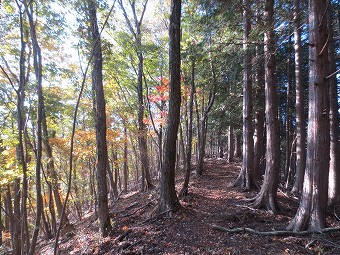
[38,158,339,254]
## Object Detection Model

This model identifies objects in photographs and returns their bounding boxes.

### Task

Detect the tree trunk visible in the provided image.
[47,180,57,234]
[4,188,10,232]
[41,203,52,240]
[196,118,207,175]
[195,66,216,175]
[233,0,256,189]
[251,0,280,213]
[14,4,28,254]
[108,154,117,201]
[179,123,186,168]
[123,125,129,192]
[138,55,153,190]
[327,4,340,208]
[287,0,330,231]
[234,133,242,158]
[24,1,44,253]
[158,0,182,213]
[179,57,195,197]
[291,0,306,194]
[227,125,234,163]
[284,39,293,183]
[0,193,2,246]
[253,14,266,182]
[118,0,153,191]
[42,106,69,227]
[5,186,13,244]
[88,0,112,237]
[12,180,21,255]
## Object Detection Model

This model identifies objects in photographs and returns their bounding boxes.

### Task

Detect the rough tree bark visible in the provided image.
[234,133,242,158]
[291,0,306,195]
[88,0,112,237]
[251,0,280,213]
[158,0,182,213]
[253,44,265,180]
[327,4,340,208]
[284,38,293,184]
[287,0,330,231]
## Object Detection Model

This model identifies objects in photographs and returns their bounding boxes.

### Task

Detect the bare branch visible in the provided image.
[118,0,137,39]
[0,63,18,93]
[211,224,340,236]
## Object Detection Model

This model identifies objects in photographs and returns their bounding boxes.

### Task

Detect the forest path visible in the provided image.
[39,158,325,254]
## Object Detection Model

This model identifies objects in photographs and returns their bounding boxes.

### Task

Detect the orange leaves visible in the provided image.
[143,117,150,125]
[148,94,169,103]
[148,77,170,103]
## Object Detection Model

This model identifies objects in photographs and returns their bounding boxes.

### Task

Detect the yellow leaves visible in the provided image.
[2,2,15,15]
[104,79,119,97]
[0,167,21,187]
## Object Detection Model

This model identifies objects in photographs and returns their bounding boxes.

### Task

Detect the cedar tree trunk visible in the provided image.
[233,0,255,189]
[251,0,280,213]
[292,0,306,194]
[287,0,330,231]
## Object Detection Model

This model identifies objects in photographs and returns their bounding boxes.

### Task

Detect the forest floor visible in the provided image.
[37,158,340,255]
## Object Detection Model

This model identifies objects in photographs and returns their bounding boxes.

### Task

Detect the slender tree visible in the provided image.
[179,56,195,197]
[41,103,69,229]
[287,0,330,231]
[88,0,112,237]
[118,0,153,190]
[227,125,234,163]
[233,0,256,189]
[327,4,340,208]
[284,37,293,184]
[123,124,129,192]
[291,0,306,195]
[158,0,182,213]
[195,60,216,176]
[24,1,44,253]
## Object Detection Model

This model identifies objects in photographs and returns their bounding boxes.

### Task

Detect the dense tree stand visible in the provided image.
[287,0,330,232]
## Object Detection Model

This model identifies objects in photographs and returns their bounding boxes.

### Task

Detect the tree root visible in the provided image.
[117,200,154,218]
[211,224,340,236]
[141,209,173,225]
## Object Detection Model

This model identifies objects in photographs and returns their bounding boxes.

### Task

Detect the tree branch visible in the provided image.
[211,224,340,236]
[118,0,137,39]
